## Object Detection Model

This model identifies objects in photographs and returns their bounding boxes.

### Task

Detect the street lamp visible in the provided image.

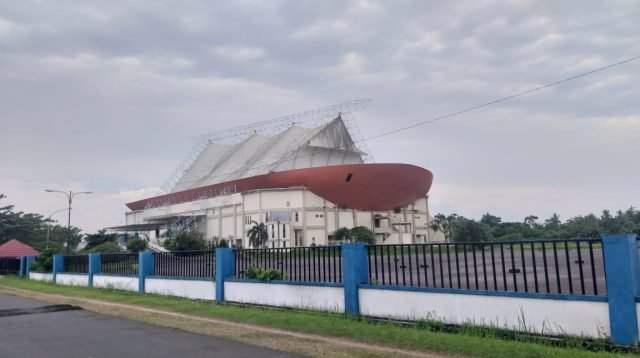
[46,207,71,249]
[45,189,92,254]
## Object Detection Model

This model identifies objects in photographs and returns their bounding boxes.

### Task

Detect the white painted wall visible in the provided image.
[145,278,215,300]
[93,275,139,292]
[56,273,89,287]
[225,281,344,312]
[359,288,609,338]
[29,272,53,282]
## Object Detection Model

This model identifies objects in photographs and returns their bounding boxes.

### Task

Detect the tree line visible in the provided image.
[0,193,150,254]
[429,207,640,243]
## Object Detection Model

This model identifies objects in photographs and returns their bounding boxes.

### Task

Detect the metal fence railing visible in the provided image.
[235,246,343,283]
[154,250,215,278]
[367,239,606,296]
[63,255,89,273]
[101,253,139,276]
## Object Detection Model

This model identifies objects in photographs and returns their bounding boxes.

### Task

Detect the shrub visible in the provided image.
[126,237,148,252]
[217,239,229,248]
[245,266,284,281]
[29,248,56,272]
[163,231,206,251]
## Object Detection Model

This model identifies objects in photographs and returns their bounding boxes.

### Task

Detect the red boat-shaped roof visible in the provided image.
[127,163,433,212]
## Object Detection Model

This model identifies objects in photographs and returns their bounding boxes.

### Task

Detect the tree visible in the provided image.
[84,229,117,250]
[217,239,229,248]
[126,237,148,252]
[544,213,561,229]
[85,242,123,253]
[523,215,539,228]
[333,227,353,242]
[451,218,489,243]
[429,214,460,242]
[480,213,501,227]
[163,231,206,251]
[246,221,268,248]
[350,226,375,244]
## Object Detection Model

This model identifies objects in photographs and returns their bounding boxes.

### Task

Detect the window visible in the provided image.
[374,219,380,228]
[245,215,252,225]
[295,212,299,222]
[282,224,286,238]
[394,208,401,214]
[283,241,286,248]
[271,225,274,238]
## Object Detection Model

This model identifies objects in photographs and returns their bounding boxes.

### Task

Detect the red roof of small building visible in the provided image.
[0,239,39,258]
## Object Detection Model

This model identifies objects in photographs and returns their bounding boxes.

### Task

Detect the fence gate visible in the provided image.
[0,258,20,275]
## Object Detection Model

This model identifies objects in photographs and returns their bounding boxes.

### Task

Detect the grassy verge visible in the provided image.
[0,277,635,358]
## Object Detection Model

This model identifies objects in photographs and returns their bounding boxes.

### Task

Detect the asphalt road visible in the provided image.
[0,293,298,358]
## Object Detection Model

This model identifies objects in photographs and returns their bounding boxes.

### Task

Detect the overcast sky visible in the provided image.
[1,0,638,233]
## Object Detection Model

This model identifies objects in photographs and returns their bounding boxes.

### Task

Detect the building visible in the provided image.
[111,102,444,248]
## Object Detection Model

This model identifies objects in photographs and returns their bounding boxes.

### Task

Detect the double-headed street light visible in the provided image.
[45,189,92,254]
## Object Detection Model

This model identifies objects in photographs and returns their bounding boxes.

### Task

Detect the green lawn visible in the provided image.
[0,277,635,358]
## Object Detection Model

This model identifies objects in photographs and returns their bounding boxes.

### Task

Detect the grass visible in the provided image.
[0,276,636,358]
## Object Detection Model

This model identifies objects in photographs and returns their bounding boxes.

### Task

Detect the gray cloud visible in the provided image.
[1,0,639,232]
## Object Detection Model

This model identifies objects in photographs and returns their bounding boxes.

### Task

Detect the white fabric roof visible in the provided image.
[172,116,365,191]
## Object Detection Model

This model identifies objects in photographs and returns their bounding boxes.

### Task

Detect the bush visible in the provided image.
[217,239,229,248]
[163,231,206,251]
[29,248,56,272]
[126,237,148,252]
[245,266,284,281]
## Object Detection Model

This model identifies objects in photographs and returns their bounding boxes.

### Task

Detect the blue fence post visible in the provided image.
[19,256,26,277]
[138,251,155,293]
[602,233,639,346]
[25,256,37,277]
[341,243,368,316]
[88,253,101,287]
[215,248,235,303]
[52,254,64,284]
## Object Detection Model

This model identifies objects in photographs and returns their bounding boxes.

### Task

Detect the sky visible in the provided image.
[1,0,639,233]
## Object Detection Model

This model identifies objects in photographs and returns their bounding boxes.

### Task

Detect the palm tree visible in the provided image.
[247,221,269,248]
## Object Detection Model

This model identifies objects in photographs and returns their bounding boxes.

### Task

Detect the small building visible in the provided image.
[0,239,39,275]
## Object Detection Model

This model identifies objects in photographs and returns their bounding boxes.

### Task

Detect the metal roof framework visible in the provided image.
[158,99,373,194]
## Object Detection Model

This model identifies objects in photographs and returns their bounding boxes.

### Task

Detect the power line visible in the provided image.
[171,55,640,189]
[364,55,640,141]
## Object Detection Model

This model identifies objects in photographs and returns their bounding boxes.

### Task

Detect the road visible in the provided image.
[0,292,298,358]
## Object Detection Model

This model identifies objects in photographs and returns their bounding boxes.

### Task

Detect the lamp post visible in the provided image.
[45,189,92,254]
[46,207,71,249]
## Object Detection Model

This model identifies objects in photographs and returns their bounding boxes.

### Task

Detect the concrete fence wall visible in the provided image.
[55,273,89,287]
[93,274,139,292]
[145,277,215,300]
[224,279,344,312]
[22,233,640,346]
[28,272,53,282]
[359,286,609,337]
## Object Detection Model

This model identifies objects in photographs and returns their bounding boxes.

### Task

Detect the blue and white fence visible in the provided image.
[20,233,640,346]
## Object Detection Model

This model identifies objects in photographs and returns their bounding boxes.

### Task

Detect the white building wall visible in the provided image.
[304,191,324,208]
[145,278,215,300]
[359,288,609,338]
[305,211,325,227]
[225,281,344,312]
[338,211,354,228]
